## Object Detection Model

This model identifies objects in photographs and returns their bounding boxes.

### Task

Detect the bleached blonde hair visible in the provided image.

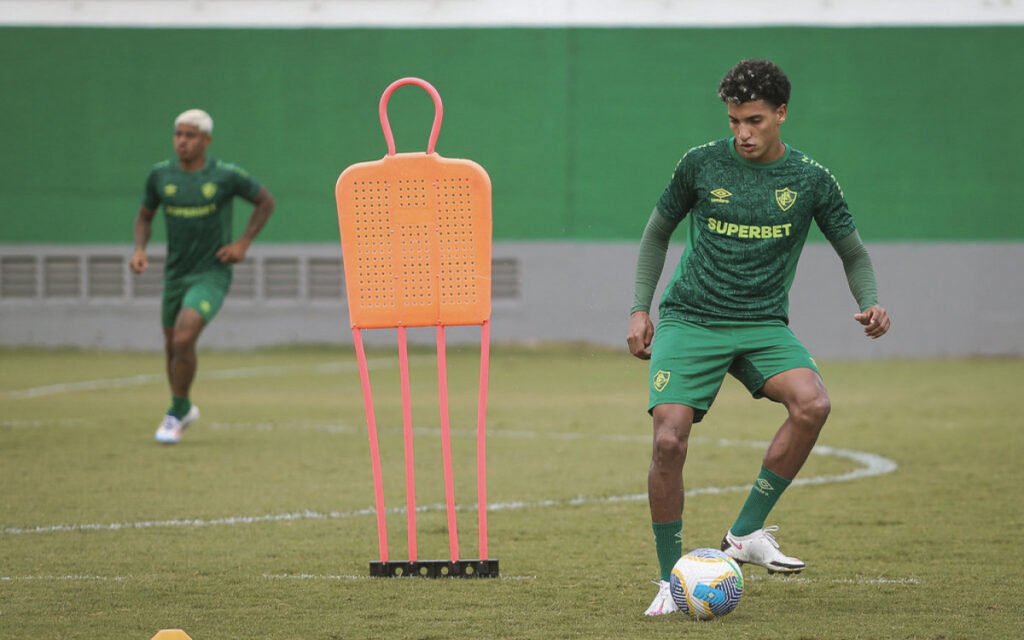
[174,108,214,134]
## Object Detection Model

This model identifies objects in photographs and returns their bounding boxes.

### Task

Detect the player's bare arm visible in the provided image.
[216,186,276,264]
[130,206,157,274]
[855,305,891,339]
[627,310,654,360]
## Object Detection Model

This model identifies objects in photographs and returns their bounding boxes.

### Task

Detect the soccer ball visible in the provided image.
[669,548,744,620]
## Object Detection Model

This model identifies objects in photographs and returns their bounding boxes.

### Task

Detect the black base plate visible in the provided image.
[369,559,500,578]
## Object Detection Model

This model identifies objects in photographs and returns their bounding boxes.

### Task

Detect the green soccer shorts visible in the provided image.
[161,269,232,329]
[648,317,821,422]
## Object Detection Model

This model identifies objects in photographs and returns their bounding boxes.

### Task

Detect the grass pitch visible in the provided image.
[1,346,1021,639]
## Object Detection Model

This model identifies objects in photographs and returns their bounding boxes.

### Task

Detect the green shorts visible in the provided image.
[161,269,232,329]
[648,317,820,422]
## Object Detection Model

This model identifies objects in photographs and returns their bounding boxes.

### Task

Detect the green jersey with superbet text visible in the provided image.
[142,157,261,282]
[656,137,856,324]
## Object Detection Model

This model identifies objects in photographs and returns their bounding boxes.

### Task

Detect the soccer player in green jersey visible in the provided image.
[129,109,276,444]
[627,60,891,616]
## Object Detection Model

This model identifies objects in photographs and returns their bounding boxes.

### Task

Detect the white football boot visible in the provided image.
[154,405,200,444]
[721,525,805,574]
[643,580,679,616]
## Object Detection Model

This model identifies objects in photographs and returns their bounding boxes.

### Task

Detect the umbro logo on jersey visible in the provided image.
[163,184,178,197]
[710,188,732,204]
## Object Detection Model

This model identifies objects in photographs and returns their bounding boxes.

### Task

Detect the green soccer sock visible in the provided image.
[730,465,792,537]
[168,396,192,420]
[652,519,683,582]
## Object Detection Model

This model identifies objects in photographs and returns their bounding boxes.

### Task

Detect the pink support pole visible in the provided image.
[476,321,492,560]
[352,327,388,562]
[435,325,460,562]
[397,327,418,561]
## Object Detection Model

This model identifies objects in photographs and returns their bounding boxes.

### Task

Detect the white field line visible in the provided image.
[745,574,922,585]
[0,575,129,582]
[0,573,919,586]
[0,418,95,429]
[2,357,419,400]
[2,437,896,536]
[262,573,536,581]
[263,573,373,581]
[260,573,917,585]
[206,423,897,491]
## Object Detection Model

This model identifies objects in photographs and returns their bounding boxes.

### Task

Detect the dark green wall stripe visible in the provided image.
[1,27,1020,243]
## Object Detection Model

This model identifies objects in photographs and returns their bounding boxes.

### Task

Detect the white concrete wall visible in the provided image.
[1,0,1022,27]
[2,242,1022,357]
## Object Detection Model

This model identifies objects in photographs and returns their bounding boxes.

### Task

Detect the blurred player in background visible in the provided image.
[130,109,275,444]
[626,60,890,615]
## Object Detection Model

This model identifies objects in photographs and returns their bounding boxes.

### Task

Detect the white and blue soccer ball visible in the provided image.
[669,548,744,620]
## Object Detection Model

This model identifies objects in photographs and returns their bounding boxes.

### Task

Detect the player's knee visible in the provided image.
[651,411,692,466]
[791,393,831,430]
[170,329,198,355]
[652,431,688,467]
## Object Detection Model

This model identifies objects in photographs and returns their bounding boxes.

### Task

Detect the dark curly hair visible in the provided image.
[718,59,791,108]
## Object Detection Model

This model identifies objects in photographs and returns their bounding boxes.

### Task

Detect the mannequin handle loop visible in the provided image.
[379,77,444,156]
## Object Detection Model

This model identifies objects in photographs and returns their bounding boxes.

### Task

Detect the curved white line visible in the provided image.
[2,440,896,536]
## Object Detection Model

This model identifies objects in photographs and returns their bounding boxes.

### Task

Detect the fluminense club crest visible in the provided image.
[202,182,218,199]
[774,187,797,212]
[653,370,671,392]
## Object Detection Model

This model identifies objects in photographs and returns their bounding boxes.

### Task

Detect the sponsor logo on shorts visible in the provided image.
[653,370,671,392]
[199,300,212,314]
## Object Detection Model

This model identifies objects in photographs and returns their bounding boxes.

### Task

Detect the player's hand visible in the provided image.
[627,311,655,360]
[854,305,891,339]
[129,250,148,274]
[216,239,251,264]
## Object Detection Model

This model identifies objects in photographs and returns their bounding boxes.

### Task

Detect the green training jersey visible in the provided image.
[656,137,856,324]
[142,157,261,281]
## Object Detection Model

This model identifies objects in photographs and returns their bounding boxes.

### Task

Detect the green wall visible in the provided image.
[1,26,1021,243]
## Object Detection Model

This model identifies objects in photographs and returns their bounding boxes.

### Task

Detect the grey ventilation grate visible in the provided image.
[492,257,520,300]
[309,257,344,300]
[44,256,80,297]
[132,257,164,297]
[1,252,522,303]
[231,259,257,298]
[1,256,38,298]
[264,257,300,299]
[87,256,125,297]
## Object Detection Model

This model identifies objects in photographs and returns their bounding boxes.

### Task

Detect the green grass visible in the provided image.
[1,346,1021,639]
